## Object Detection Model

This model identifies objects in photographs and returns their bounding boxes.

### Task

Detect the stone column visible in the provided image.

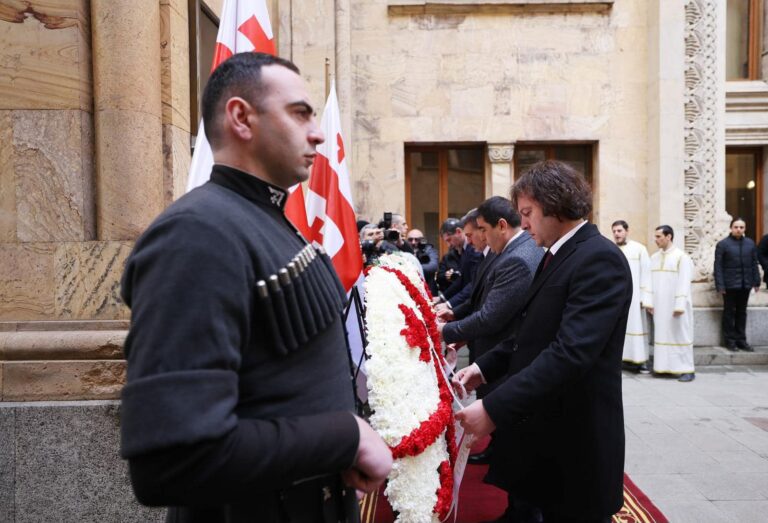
[488,143,515,198]
[647,0,687,248]
[91,0,164,240]
[683,0,731,280]
[160,0,192,203]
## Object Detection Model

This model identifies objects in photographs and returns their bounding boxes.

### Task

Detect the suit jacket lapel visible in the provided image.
[471,251,497,303]
[471,233,531,305]
[521,223,598,308]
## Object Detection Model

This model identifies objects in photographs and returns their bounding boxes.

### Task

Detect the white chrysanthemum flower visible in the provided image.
[385,434,448,523]
[364,269,438,443]
[363,260,451,522]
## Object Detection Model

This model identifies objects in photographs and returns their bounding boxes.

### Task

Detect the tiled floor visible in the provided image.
[623,366,768,523]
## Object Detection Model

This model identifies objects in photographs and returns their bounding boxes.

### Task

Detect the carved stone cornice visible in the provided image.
[725,81,768,145]
[488,143,514,164]
[388,1,615,15]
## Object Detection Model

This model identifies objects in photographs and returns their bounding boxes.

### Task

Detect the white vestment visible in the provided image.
[649,246,695,374]
[619,240,652,363]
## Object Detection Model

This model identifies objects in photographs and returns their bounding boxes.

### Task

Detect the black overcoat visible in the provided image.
[476,223,632,519]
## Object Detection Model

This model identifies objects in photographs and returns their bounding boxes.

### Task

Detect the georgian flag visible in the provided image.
[187,1,274,192]
[306,82,363,292]
[185,1,311,236]
[307,83,367,390]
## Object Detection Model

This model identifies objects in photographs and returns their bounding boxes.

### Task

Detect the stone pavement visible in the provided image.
[623,365,768,523]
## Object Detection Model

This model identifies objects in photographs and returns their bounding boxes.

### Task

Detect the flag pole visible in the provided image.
[324,57,331,100]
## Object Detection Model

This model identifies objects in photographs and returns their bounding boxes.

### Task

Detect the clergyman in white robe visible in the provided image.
[649,245,695,374]
[619,240,652,364]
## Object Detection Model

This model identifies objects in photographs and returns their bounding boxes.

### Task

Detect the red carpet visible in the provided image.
[616,474,668,523]
[360,439,668,523]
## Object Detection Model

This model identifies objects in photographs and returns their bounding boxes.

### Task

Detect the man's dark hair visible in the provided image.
[511,160,593,220]
[730,217,746,227]
[656,225,674,240]
[201,52,300,149]
[477,196,521,228]
[612,220,629,230]
[460,209,479,228]
[440,218,462,235]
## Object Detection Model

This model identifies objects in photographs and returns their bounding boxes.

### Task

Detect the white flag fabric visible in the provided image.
[186,0,276,192]
[305,81,363,291]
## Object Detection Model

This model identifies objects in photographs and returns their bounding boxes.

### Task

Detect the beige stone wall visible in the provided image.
[1,1,192,400]
[287,1,652,244]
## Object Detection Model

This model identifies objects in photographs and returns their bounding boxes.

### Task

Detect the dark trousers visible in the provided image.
[541,513,611,523]
[503,495,612,523]
[722,288,751,346]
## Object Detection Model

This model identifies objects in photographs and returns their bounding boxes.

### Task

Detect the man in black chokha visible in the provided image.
[120,53,391,523]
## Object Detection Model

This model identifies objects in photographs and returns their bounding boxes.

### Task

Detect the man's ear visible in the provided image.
[498,218,508,231]
[224,97,256,141]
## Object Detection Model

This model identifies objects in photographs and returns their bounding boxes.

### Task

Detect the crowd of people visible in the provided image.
[353,173,767,523]
[119,52,767,523]
[358,206,768,389]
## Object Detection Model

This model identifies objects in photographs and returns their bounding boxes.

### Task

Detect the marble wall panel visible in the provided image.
[54,241,132,320]
[0,0,91,111]
[2,360,125,401]
[0,111,15,241]
[12,110,94,242]
[0,243,56,320]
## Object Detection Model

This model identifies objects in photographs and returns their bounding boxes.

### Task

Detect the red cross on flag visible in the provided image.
[184,1,311,236]
[187,0,275,192]
[306,83,363,292]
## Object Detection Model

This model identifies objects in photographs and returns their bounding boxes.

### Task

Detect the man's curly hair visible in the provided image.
[511,160,593,220]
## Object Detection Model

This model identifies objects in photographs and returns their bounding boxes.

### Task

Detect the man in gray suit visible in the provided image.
[439,196,543,466]
[439,196,543,365]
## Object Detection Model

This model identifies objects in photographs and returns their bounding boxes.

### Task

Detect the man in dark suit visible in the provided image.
[437,210,492,313]
[454,160,632,523]
[439,197,542,368]
[435,218,482,306]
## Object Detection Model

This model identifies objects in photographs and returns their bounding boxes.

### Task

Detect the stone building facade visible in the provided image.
[0,0,766,520]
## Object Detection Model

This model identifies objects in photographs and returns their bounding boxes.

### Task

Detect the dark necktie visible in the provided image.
[542,250,554,271]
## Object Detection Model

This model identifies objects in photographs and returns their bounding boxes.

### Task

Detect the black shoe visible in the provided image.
[725,343,737,352]
[678,373,695,382]
[638,363,651,374]
[479,514,512,523]
[468,449,493,465]
[738,344,754,352]
[622,361,640,373]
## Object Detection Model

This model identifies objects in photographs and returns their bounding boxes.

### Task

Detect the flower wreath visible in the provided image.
[364,253,458,522]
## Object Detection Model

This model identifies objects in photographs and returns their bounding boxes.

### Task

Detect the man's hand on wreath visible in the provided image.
[452,363,484,398]
[343,416,393,494]
[456,400,495,439]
